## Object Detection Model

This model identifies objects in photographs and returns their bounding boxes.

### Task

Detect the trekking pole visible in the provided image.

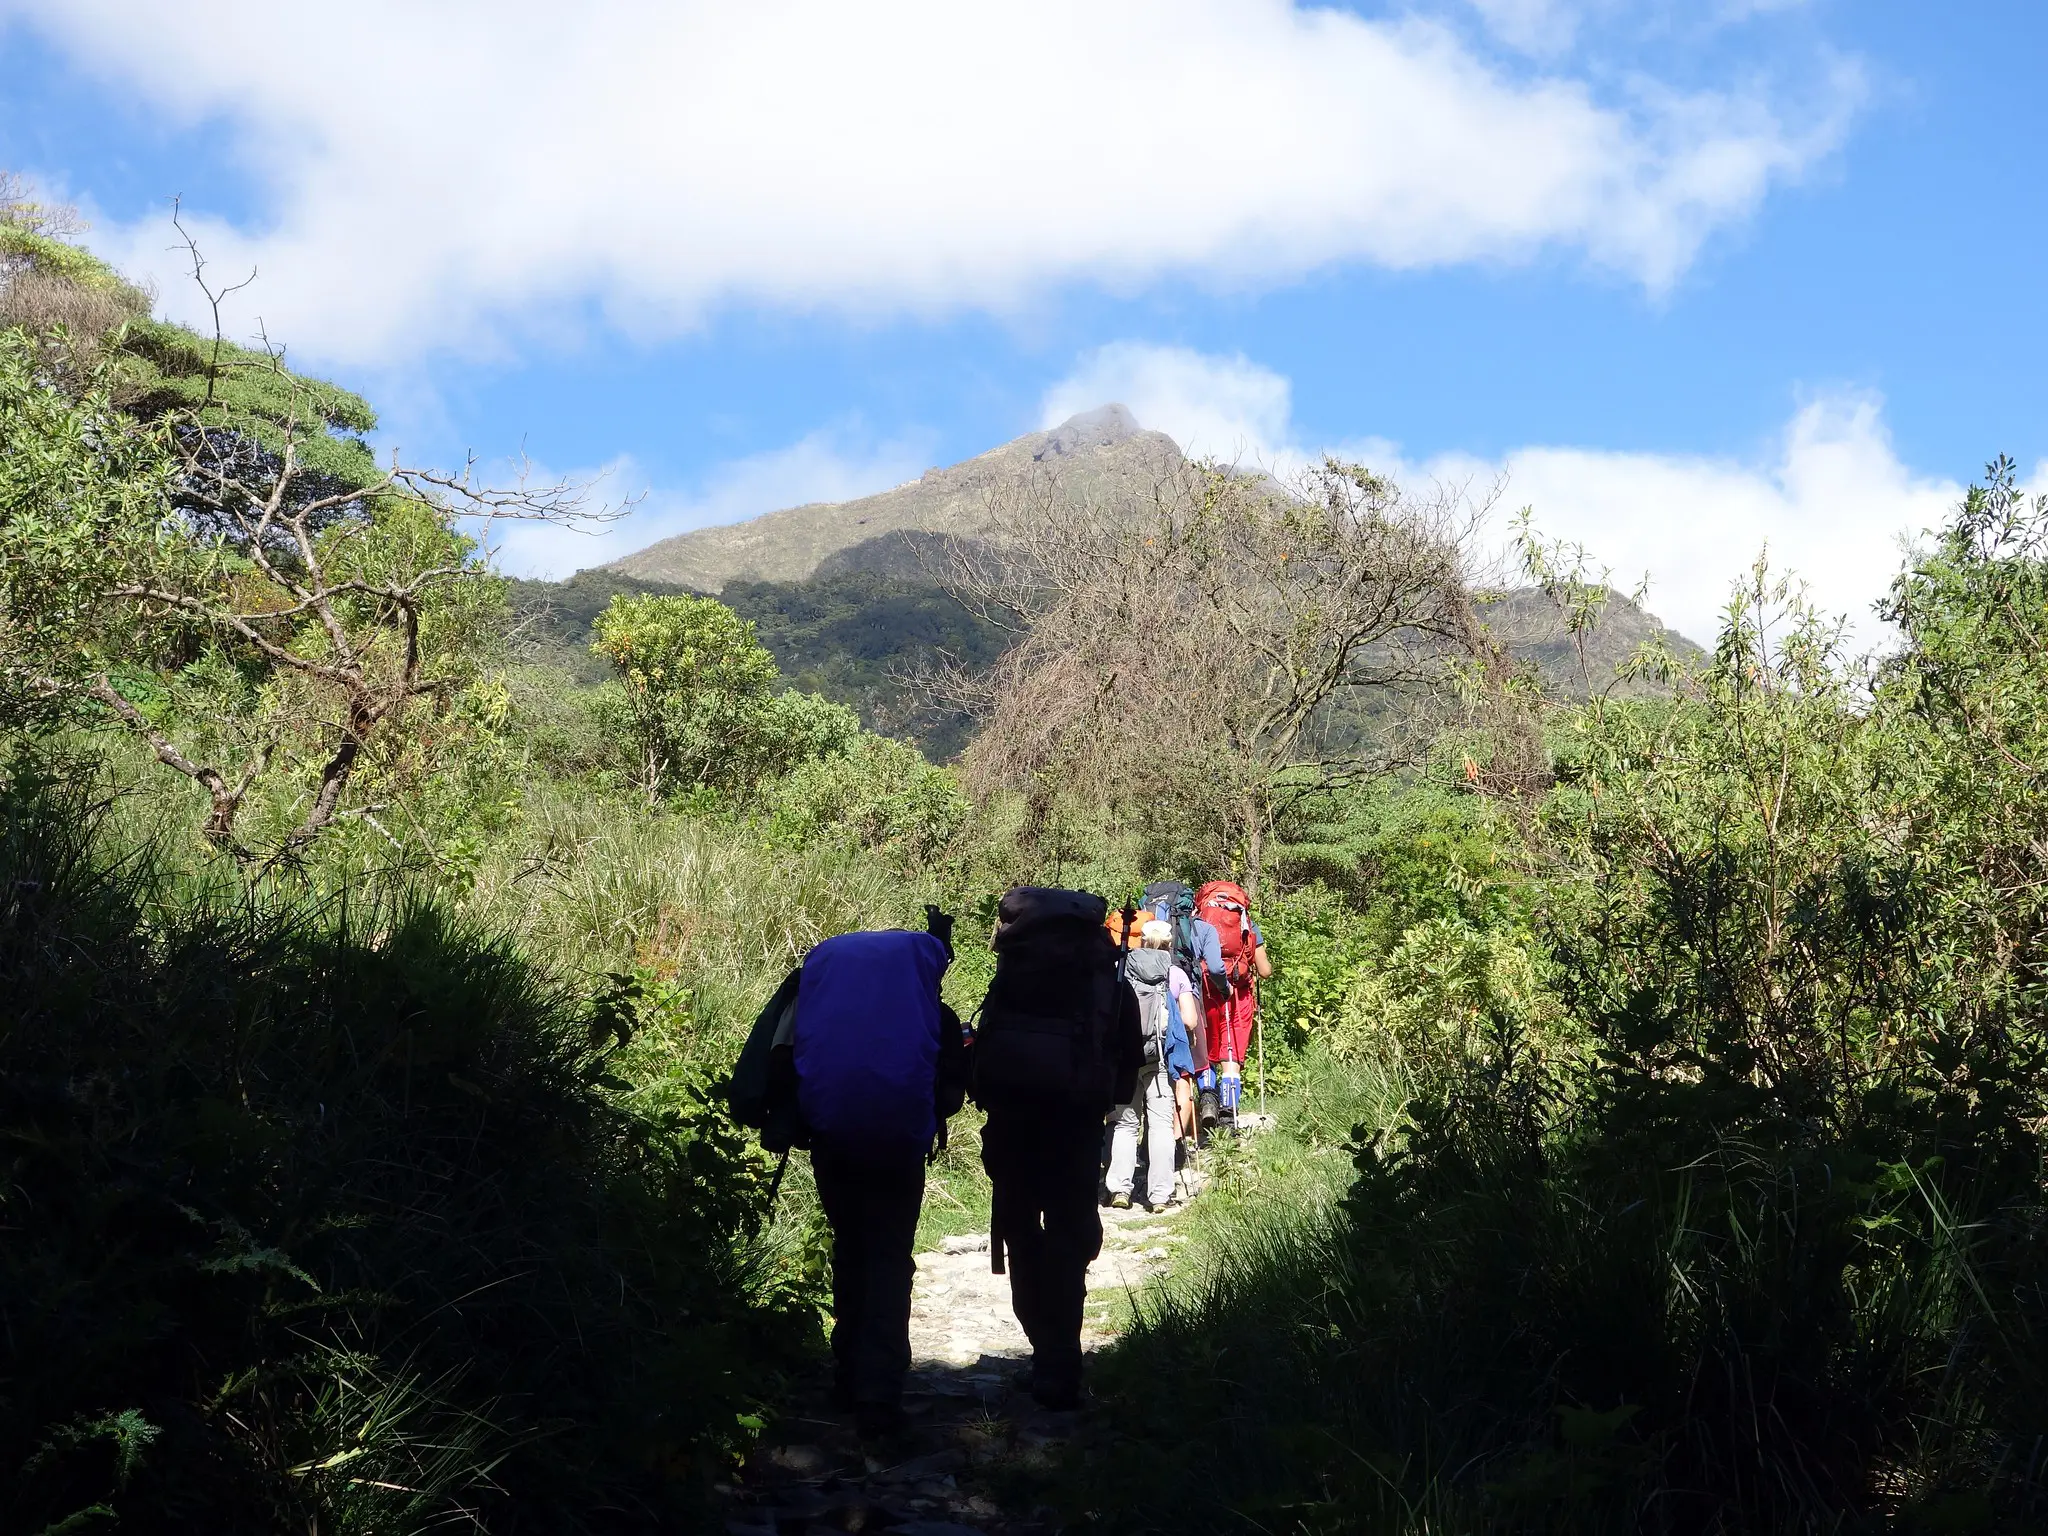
[1256,1009,1266,1122]
[765,1146,792,1215]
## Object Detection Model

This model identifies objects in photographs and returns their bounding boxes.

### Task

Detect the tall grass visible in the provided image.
[1,783,819,1534]
[466,783,927,1042]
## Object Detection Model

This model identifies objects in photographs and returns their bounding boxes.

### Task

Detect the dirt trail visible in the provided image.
[721,1168,1209,1535]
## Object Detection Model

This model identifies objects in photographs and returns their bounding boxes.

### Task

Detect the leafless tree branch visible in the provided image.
[931,453,1508,892]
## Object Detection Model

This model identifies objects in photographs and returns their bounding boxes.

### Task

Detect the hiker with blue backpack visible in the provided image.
[1105,918,1199,1210]
[728,908,967,1439]
[1142,880,1229,1135]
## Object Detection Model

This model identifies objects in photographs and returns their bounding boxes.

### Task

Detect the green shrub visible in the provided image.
[1337,913,1566,1082]
[762,730,967,863]
[589,591,860,803]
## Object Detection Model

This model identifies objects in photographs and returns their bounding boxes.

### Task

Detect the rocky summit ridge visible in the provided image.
[590,404,1702,697]
[606,404,1181,592]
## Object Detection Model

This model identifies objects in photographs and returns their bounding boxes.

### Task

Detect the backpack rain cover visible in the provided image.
[793,929,950,1154]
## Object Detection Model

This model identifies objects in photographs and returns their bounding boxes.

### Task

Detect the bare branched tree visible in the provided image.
[935,454,1501,892]
[106,414,596,862]
[1,215,618,867]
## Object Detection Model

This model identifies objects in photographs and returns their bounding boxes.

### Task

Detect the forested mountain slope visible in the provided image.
[539,412,1700,756]
[509,567,1005,757]
[512,568,1696,761]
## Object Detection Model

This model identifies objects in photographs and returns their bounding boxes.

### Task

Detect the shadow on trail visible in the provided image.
[721,1355,1085,1536]
[722,1195,1201,1534]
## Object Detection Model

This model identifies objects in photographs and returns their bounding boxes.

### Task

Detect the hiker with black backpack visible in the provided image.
[971,887,1143,1410]
[1105,919,1198,1211]
[728,907,967,1439]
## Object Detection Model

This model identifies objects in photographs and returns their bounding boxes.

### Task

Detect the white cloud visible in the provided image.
[1042,342,1957,649]
[4,0,1859,367]
[1454,396,1958,650]
[1467,0,1586,56]
[483,427,933,580]
[1465,0,1820,59]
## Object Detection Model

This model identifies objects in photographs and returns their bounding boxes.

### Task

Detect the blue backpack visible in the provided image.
[791,930,951,1154]
[1144,879,1220,991]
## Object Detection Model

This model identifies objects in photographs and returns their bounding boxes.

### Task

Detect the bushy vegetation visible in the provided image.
[16,184,2048,1536]
[0,202,966,1532]
[1079,475,2048,1534]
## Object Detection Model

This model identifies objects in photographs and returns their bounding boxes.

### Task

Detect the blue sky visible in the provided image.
[1,0,2042,643]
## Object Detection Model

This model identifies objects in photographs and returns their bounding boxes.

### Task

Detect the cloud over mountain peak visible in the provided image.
[5,0,1859,368]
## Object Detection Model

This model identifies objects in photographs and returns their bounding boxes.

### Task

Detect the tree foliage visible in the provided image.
[0,332,172,726]
[590,591,861,803]
[0,204,596,863]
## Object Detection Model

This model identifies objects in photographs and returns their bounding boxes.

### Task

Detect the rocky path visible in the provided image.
[721,1168,1209,1536]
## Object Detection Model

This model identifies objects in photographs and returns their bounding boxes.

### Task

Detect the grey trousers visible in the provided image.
[1106,1069,1176,1207]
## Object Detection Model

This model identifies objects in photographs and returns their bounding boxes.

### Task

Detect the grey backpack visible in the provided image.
[1125,947,1172,1071]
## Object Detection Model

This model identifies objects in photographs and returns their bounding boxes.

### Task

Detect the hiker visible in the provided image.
[771,913,965,1438]
[973,887,1143,1410]
[1142,879,1228,1132]
[1105,918,1198,1211]
[1195,880,1272,1130]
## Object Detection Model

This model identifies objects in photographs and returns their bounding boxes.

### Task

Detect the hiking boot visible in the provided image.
[853,1401,908,1440]
[1030,1380,1083,1412]
[1011,1364,1082,1411]
[1109,1191,1132,1210]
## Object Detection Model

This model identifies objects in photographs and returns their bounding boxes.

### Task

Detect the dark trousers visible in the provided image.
[982,1110,1104,1397]
[811,1143,927,1408]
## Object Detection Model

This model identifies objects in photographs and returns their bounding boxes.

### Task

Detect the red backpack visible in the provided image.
[1195,880,1255,985]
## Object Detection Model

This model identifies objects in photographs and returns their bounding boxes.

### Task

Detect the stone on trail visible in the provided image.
[868,1449,967,1485]
[760,1442,832,1477]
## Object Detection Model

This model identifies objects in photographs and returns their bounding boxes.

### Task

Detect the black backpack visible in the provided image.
[971,886,1123,1114]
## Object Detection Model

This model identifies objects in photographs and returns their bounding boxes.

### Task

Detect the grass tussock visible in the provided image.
[466,783,926,1041]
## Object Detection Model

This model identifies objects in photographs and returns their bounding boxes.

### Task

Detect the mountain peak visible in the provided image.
[1034,403,1141,461]
[606,406,1181,591]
